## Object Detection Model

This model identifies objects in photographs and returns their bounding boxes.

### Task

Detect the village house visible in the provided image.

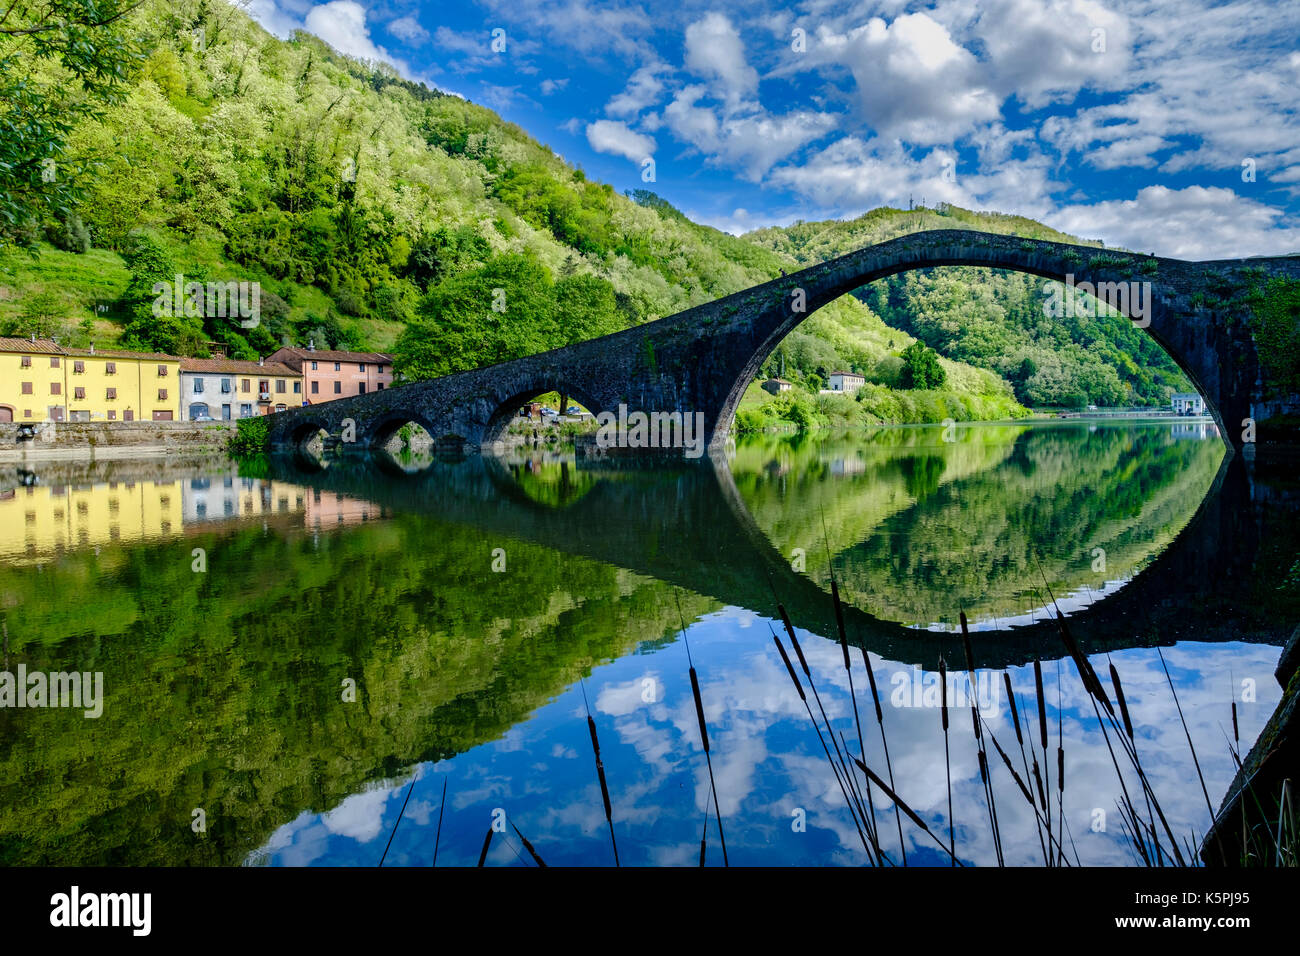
[0,337,181,422]
[1171,392,1206,416]
[264,344,394,404]
[761,378,794,395]
[179,357,302,420]
[826,370,866,394]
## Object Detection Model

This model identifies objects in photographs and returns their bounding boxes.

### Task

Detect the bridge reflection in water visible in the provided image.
[0,423,1293,866]
[275,424,1280,669]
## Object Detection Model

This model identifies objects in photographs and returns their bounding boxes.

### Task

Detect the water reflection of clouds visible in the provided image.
[250,611,1281,866]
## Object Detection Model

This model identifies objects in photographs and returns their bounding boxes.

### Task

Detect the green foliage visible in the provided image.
[396,252,626,379]
[0,0,146,249]
[229,414,270,456]
[1247,277,1300,397]
[900,341,946,389]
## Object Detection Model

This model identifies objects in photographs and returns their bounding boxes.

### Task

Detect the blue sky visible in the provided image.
[244,0,1300,259]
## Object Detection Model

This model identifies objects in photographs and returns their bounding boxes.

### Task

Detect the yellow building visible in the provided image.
[0,338,182,422]
[0,337,67,423]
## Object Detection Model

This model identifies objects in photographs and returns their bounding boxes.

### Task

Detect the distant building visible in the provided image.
[827,370,866,393]
[0,337,181,422]
[761,378,793,395]
[179,358,302,419]
[1171,392,1205,416]
[265,344,394,403]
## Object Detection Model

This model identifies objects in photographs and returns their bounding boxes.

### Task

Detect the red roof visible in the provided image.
[267,346,393,370]
[0,337,66,355]
[180,358,299,376]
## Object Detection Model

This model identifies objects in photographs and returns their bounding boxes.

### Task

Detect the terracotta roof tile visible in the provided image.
[180,358,299,376]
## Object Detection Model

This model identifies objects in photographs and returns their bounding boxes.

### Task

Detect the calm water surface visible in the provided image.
[1,421,1294,866]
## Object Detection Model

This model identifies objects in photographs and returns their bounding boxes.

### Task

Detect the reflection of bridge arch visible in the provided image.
[265,447,1280,670]
[267,229,1300,455]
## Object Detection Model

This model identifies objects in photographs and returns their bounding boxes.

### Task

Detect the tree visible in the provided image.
[395,253,557,380]
[0,0,146,248]
[900,341,946,389]
[6,290,68,339]
[118,234,204,354]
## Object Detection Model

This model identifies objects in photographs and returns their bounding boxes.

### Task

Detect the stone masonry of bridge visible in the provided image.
[267,229,1300,454]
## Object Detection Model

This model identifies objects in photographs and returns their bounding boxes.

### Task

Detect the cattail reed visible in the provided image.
[939,652,954,865]
[580,678,620,866]
[774,629,876,862]
[676,597,729,868]
[1109,661,1134,741]
[378,774,417,867]
[829,563,897,864]
[511,821,547,867]
[431,777,447,868]
[960,611,1004,865]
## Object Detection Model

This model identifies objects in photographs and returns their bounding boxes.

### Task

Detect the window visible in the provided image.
[358,362,366,371]
[293,381,301,394]
[105,362,116,375]
[258,380,269,396]
[50,382,60,395]
[378,364,385,374]
[108,410,116,420]
[311,381,319,394]
[106,388,116,400]
[221,378,231,393]
[73,360,85,373]
[74,387,85,400]
[124,410,133,421]
[21,382,32,395]
[311,360,318,371]
[240,404,252,417]
[358,383,366,394]
[158,388,167,400]
[23,410,31,418]
[333,381,341,394]
[334,362,341,371]
[157,365,168,376]
[276,379,286,393]
[242,379,250,392]
[50,357,60,368]
[20,356,31,368]
[193,378,204,393]
[377,383,384,390]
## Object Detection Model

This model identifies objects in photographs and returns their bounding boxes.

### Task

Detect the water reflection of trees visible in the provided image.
[732,425,1224,624]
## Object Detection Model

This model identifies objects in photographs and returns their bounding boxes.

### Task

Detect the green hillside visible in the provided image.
[0,0,1180,429]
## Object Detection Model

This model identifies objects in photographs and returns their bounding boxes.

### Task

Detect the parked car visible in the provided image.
[192,413,214,422]
[566,405,582,415]
[541,407,559,418]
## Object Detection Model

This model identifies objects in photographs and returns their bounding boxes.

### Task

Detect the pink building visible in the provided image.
[264,346,394,405]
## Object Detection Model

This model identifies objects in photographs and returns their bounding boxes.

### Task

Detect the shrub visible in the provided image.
[229,415,270,456]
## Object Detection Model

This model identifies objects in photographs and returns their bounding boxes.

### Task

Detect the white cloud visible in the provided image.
[974,0,1133,106]
[540,77,569,96]
[606,62,667,118]
[1051,185,1300,259]
[586,119,656,162]
[805,13,1000,145]
[664,85,836,181]
[684,13,758,108]
[388,14,429,45]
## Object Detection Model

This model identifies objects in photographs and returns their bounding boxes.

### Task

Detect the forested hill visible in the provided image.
[744,209,1191,407]
[1,0,1182,421]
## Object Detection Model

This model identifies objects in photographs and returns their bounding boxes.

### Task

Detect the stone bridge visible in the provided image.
[267,229,1300,454]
